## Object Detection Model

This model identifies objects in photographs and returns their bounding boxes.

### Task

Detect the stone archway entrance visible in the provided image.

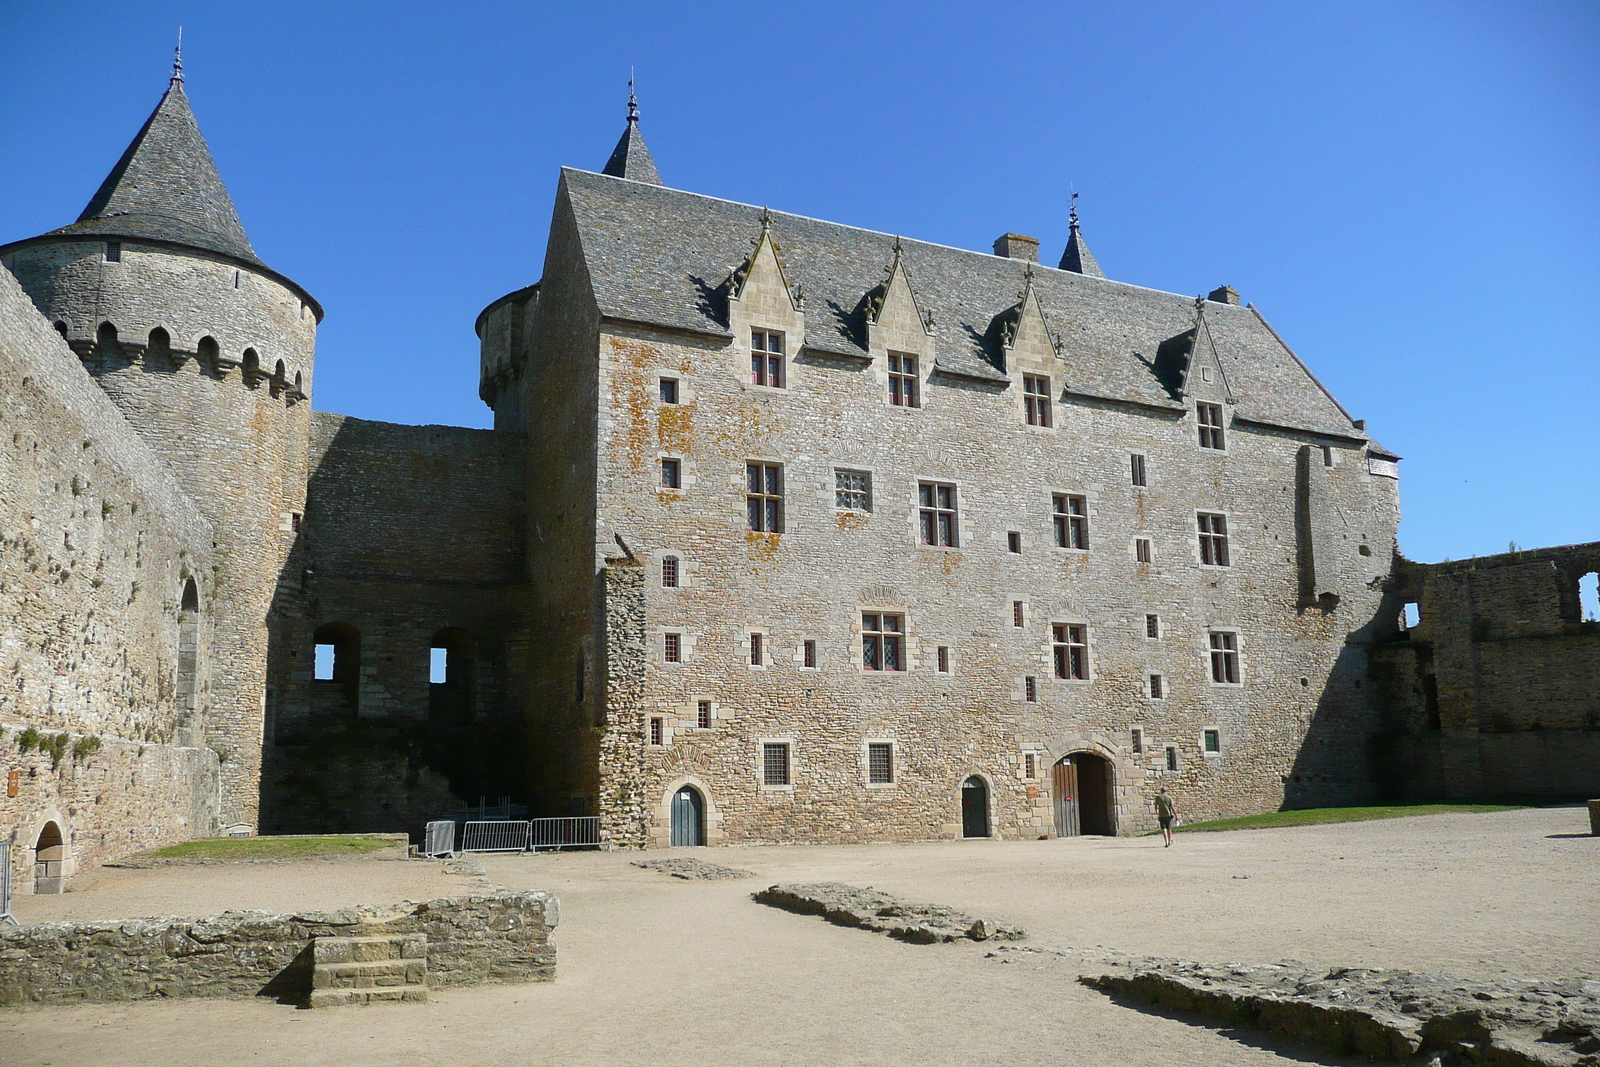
[1053,753,1115,837]
[670,786,705,847]
[961,776,990,838]
[34,821,65,894]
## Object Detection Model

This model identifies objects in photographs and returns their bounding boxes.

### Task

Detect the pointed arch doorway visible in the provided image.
[1053,753,1115,837]
[670,786,705,846]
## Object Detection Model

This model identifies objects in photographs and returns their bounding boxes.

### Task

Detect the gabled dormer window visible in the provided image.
[1023,375,1051,427]
[888,353,919,407]
[752,328,785,388]
[1197,402,1226,450]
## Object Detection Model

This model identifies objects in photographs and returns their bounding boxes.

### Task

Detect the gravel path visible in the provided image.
[0,806,1593,1066]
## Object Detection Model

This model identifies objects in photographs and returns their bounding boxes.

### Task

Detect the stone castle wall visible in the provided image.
[261,414,531,836]
[587,297,1401,842]
[0,265,221,889]
[1372,542,1600,799]
[3,240,318,829]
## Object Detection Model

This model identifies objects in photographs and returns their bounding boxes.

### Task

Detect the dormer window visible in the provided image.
[751,328,785,388]
[1023,375,1051,427]
[888,353,919,407]
[1197,402,1226,450]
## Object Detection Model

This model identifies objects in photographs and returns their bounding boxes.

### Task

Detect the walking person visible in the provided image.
[1155,788,1177,847]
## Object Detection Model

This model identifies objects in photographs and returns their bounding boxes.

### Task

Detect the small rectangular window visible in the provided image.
[1209,631,1239,684]
[1052,624,1088,680]
[1053,494,1088,549]
[750,632,764,667]
[662,556,679,588]
[1023,374,1051,427]
[698,700,713,729]
[1165,745,1179,771]
[918,482,958,547]
[1146,613,1160,639]
[1204,728,1221,754]
[888,352,919,408]
[1023,752,1037,779]
[1321,444,1333,467]
[1135,538,1152,564]
[751,328,785,388]
[430,647,448,684]
[762,741,791,786]
[1007,531,1021,554]
[664,633,682,663]
[1131,727,1144,755]
[649,717,664,746]
[862,613,904,671]
[660,458,681,489]
[1024,676,1037,702]
[1197,402,1226,449]
[105,241,121,262]
[660,377,680,404]
[835,469,871,512]
[1131,453,1147,487]
[803,639,817,668]
[936,646,950,673]
[1198,512,1230,566]
[314,644,335,681]
[747,463,784,532]
[867,742,894,784]
[1149,673,1165,700]
[1012,601,1025,628]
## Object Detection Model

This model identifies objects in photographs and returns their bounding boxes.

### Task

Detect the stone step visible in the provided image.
[311,934,426,964]
[312,959,427,990]
[309,985,428,1008]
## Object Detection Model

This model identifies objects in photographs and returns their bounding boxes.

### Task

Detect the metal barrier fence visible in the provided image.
[528,816,605,851]
[0,848,15,926]
[422,820,457,859]
[460,820,531,853]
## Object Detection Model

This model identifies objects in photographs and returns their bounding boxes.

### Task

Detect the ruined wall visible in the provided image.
[1373,542,1600,800]
[261,413,529,836]
[3,240,318,829]
[590,311,1400,844]
[0,265,220,888]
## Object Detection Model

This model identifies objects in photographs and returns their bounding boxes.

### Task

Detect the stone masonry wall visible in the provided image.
[0,264,221,888]
[1372,542,1600,799]
[590,287,1400,843]
[261,414,530,836]
[0,891,559,1005]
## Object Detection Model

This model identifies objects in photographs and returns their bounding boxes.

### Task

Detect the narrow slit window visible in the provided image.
[1023,374,1052,426]
[1146,613,1160,639]
[918,482,958,547]
[1052,624,1088,680]
[750,632,764,667]
[1131,453,1147,487]
[1198,512,1230,566]
[1135,538,1152,564]
[751,328,785,388]
[1197,402,1226,449]
[1053,494,1088,549]
[762,742,791,786]
[937,646,950,673]
[1012,601,1025,628]
[1024,676,1037,702]
[649,717,664,746]
[1023,752,1037,779]
[1165,745,1179,771]
[429,647,448,684]
[862,613,904,672]
[867,742,894,784]
[888,352,919,408]
[1131,727,1144,755]
[747,463,784,532]
[1209,631,1239,684]
[803,640,817,668]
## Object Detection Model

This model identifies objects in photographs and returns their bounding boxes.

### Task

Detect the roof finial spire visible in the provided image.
[171,27,184,84]
[627,69,639,125]
[1069,188,1080,232]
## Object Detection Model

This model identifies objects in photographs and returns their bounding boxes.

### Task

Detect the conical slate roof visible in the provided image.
[1058,218,1104,278]
[54,74,265,267]
[601,107,662,186]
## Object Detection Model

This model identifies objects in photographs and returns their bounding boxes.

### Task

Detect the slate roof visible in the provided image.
[47,77,264,267]
[601,121,663,186]
[1059,219,1104,278]
[561,168,1371,442]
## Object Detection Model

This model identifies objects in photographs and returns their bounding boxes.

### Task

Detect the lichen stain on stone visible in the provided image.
[746,530,780,562]
[609,338,657,475]
[836,511,869,532]
[657,403,694,455]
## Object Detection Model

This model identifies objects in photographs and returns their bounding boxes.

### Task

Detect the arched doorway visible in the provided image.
[34,822,65,894]
[670,786,705,847]
[961,776,989,838]
[1053,753,1115,837]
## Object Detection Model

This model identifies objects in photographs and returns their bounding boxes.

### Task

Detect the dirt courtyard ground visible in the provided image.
[0,806,1594,1066]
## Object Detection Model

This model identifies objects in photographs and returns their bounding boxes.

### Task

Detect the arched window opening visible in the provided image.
[312,622,361,718]
[271,359,287,398]
[34,821,65,894]
[146,327,172,370]
[429,628,475,726]
[176,579,200,741]
[242,348,261,388]
[961,776,989,839]
[53,321,68,339]
[95,321,123,362]
[197,336,219,365]
[1580,572,1599,624]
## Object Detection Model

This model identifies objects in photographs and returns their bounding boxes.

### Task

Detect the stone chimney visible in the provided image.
[993,234,1040,263]
[1207,285,1241,305]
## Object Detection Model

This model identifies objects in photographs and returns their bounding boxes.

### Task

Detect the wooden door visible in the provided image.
[670,788,703,846]
[961,777,989,838]
[1053,759,1080,837]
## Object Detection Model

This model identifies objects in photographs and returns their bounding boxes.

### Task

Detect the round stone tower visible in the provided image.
[0,56,321,828]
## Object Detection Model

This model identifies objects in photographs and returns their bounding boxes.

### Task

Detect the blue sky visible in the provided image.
[2,2,1595,567]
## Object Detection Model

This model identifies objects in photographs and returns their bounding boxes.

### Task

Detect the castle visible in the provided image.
[2,61,1591,889]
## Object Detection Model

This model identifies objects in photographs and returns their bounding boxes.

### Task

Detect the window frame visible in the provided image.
[835,468,872,513]
[1007,531,1022,554]
[1197,511,1231,567]
[663,631,683,664]
[1024,676,1037,702]
[648,716,665,747]
[759,740,793,790]
[1022,373,1052,427]
[747,462,784,533]
[1051,623,1089,681]
[1208,630,1241,686]
[1130,453,1147,487]
[1130,726,1144,755]
[659,377,680,404]
[660,457,682,490]
[1148,672,1166,700]
[748,630,766,669]
[802,639,818,669]
[1196,401,1227,450]
[696,700,714,729]
[864,740,896,786]
[1164,744,1180,772]
[917,481,959,548]
[861,612,906,672]
[887,352,920,409]
[1135,537,1152,564]
[750,328,786,388]
[936,645,951,674]
[1202,727,1222,756]
[1053,494,1088,550]
[661,555,680,588]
